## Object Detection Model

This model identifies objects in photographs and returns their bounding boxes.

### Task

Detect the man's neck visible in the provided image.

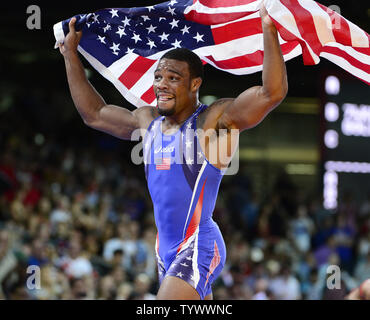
[163,100,200,127]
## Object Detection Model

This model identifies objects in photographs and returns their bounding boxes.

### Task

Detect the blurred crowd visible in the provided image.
[0,131,369,300]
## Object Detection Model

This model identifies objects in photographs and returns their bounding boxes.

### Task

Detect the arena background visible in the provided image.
[0,1,369,300]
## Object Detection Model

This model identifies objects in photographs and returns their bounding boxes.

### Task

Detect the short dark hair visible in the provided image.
[160,48,204,80]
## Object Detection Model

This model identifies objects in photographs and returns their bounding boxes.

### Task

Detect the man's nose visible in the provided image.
[156,77,169,90]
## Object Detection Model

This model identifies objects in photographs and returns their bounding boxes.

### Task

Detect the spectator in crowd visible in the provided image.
[69,277,89,300]
[56,236,93,279]
[331,214,356,273]
[288,204,315,254]
[314,235,337,268]
[97,274,116,300]
[268,263,301,300]
[293,252,316,298]
[251,278,272,300]
[103,219,137,274]
[116,282,134,300]
[130,273,156,300]
[0,229,17,298]
[353,251,370,284]
[50,195,72,230]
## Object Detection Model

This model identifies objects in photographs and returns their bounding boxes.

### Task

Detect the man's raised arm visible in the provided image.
[59,18,150,140]
[217,4,288,132]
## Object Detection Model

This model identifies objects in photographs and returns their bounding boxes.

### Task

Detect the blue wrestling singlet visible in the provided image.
[143,103,227,299]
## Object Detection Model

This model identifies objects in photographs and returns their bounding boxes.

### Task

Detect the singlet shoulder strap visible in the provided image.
[187,103,208,125]
[194,103,208,117]
[146,115,164,132]
[143,115,163,146]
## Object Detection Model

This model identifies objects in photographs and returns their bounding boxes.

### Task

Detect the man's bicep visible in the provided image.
[219,86,280,132]
[87,104,140,140]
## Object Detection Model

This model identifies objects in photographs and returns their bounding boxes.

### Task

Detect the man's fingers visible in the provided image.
[58,43,64,54]
[69,17,76,33]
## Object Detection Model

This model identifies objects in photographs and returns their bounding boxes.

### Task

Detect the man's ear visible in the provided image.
[191,77,202,92]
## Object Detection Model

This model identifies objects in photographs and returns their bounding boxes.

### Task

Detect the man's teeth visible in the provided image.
[159,95,173,101]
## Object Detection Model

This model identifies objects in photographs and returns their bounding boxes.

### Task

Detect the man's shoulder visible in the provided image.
[133,105,159,119]
[133,105,160,129]
[202,98,234,116]
[198,98,234,129]
[208,98,234,108]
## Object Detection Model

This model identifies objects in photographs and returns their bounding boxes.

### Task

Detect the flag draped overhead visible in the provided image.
[53,0,370,107]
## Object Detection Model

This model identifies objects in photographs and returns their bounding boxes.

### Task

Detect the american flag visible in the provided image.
[156,157,171,170]
[54,0,369,108]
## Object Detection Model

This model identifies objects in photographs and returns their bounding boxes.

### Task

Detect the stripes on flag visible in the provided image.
[156,157,171,170]
[184,0,261,24]
[118,56,157,90]
[198,0,257,8]
[141,86,156,104]
[54,0,370,109]
[211,17,262,43]
[185,0,369,82]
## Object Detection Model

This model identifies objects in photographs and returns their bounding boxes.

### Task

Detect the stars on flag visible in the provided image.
[126,47,135,54]
[159,32,169,42]
[131,33,142,43]
[103,24,112,33]
[116,27,126,38]
[146,24,157,34]
[181,25,190,35]
[121,16,131,27]
[176,271,184,278]
[193,32,205,43]
[169,19,179,29]
[171,39,182,48]
[147,39,157,49]
[110,42,120,55]
[167,7,176,16]
[91,13,100,24]
[97,35,106,44]
[109,9,119,18]
[85,3,213,62]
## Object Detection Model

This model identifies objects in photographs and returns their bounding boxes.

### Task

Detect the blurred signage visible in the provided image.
[321,74,370,209]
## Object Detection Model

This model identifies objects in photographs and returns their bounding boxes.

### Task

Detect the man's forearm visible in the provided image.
[63,52,106,124]
[261,21,288,101]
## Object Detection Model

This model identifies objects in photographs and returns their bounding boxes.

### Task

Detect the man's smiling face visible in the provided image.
[153,58,193,116]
